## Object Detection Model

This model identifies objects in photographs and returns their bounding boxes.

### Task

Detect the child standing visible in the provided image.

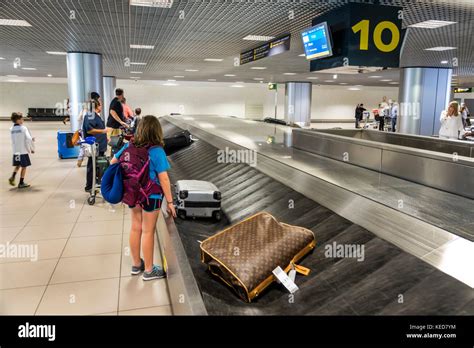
[9,112,35,188]
[110,115,176,280]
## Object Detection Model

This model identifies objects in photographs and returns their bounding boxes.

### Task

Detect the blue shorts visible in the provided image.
[12,154,31,167]
[129,197,162,212]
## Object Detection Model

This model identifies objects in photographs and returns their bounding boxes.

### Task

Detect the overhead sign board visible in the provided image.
[240,34,291,65]
[309,3,403,72]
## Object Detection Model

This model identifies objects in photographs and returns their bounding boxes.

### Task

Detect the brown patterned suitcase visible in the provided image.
[200,212,316,302]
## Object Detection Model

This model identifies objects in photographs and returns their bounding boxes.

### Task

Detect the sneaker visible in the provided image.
[84,187,92,193]
[142,265,166,281]
[131,258,145,275]
[8,177,15,186]
[77,159,83,167]
[18,182,30,189]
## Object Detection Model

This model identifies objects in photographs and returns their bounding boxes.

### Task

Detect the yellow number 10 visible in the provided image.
[352,19,400,52]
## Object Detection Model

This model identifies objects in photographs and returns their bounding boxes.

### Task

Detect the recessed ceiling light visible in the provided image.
[284,73,296,75]
[208,79,217,82]
[167,79,176,82]
[409,20,456,29]
[6,79,26,82]
[47,74,52,77]
[389,82,399,85]
[333,74,338,79]
[307,77,318,80]
[130,71,142,74]
[204,58,223,62]
[130,0,173,7]
[348,87,361,91]
[130,76,141,79]
[185,69,199,72]
[339,82,348,85]
[380,79,392,82]
[298,54,305,57]
[0,19,32,26]
[369,76,382,78]
[441,60,449,64]
[253,78,264,80]
[424,46,457,51]
[324,80,335,82]
[130,62,147,65]
[230,84,244,88]
[224,74,236,77]
[21,67,36,70]
[46,51,67,55]
[163,83,178,86]
[0,57,5,60]
[174,75,184,78]
[243,35,274,41]
[250,67,267,70]
[235,81,244,83]
[130,44,154,49]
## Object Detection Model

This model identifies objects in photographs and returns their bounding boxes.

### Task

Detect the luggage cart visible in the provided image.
[80,136,103,205]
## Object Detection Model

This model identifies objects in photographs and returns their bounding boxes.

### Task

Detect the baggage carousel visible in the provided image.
[157,120,474,316]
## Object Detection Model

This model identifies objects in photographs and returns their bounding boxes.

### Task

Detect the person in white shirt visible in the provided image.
[9,112,35,188]
[389,99,398,132]
[439,101,465,140]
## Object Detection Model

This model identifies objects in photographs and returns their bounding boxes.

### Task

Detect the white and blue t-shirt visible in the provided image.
[114,143,170,199]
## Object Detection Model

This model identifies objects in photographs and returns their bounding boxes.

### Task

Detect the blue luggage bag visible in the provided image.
[57,131,79,159]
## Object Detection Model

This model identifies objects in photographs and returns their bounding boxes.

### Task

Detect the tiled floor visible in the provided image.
[0,121,171,315]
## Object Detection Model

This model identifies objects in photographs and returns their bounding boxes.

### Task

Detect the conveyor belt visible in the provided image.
[162,121,474,315]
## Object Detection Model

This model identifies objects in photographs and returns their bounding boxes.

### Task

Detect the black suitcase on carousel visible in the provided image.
[164,130,193,156]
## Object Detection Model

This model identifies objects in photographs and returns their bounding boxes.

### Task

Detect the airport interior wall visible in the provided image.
[0,79,398,120]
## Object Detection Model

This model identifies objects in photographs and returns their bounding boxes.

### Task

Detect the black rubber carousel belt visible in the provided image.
[160,119,474,315]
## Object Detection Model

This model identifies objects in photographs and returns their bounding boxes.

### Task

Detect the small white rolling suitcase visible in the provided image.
[175,180,222,221]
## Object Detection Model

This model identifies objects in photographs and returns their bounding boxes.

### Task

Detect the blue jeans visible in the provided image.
[391,117,397,132]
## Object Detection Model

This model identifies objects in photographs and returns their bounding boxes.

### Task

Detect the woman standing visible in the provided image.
[439,101,465,140]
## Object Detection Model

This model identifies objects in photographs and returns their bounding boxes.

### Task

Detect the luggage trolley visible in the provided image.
[80,136,107,205]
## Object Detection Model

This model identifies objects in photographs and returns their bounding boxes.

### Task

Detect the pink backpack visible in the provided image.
[119,141,163,207]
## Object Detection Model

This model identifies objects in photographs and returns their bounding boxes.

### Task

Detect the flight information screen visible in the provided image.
[240,34,291,65]
[301,22,333,60]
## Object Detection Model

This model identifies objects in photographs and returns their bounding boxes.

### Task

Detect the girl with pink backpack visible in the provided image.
[110,115,176,280]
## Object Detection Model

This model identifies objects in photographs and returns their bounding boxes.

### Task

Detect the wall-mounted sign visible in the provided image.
[240,34,291,65]
[454,87,472,93]
[268,83,277,91]
[310,3,403,72]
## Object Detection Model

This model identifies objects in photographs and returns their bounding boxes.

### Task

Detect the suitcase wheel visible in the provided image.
[178,210,186,220]
[87,196,96,205]
[213,211,222,221]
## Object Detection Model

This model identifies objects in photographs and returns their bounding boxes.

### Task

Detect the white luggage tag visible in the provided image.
[288,263,297,283]
[272,266,299,294]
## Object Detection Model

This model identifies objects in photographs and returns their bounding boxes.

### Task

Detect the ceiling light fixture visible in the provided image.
[167,79,176,82]
[204,58,223,62]
[174,75,184,78]
[130,44,154,49]
[208,79,217,81]
[163,82,178,86]
[230,84,244,88]
[339,82,348,85]
[185,69,199,72]
[6,75,18,77]
[298,54,305,57]
[130,0,174,8]
[130,62,147,65]
[46,51,67,55]
[243,35,274,41]
[369,75,382,78]
[424,46,457,51]
[130,71,143,74]
[0,19,32,26]
[47,74,52,77]
[307,77,318,80]
[224,74,236,77]
[283,73,296,75]
[0,57,5,60]
[333,74,338,79]
[409,20,456,29]
[250,67,267,70]
[389,82,399,85]
[253,78,264,80]
[21,67,36,70]
[348,87,361,91]
[324,80,335,82]
[380,79,392,82]
[6,79,26,82]
[440,60,449,64]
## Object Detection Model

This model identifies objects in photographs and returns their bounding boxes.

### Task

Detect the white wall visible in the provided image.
[0,79,398,121]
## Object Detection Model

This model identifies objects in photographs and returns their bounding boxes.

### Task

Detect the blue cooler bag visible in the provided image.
[101,163,124,204]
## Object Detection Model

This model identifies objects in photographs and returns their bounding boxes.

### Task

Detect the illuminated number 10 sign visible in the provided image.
[352,20,400,53]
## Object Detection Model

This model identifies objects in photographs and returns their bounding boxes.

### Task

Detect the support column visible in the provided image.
[66,52,103,131]
[102,76,116,122]
[285,82,312,128]
[398,67,452,136]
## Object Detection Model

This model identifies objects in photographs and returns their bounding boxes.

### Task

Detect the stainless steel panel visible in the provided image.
[285,82,312,127]
[293,130,382,171]
[382,150,472,196]
[156,213,207,315]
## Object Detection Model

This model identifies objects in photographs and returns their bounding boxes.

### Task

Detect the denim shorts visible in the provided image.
[128,197,162,212]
